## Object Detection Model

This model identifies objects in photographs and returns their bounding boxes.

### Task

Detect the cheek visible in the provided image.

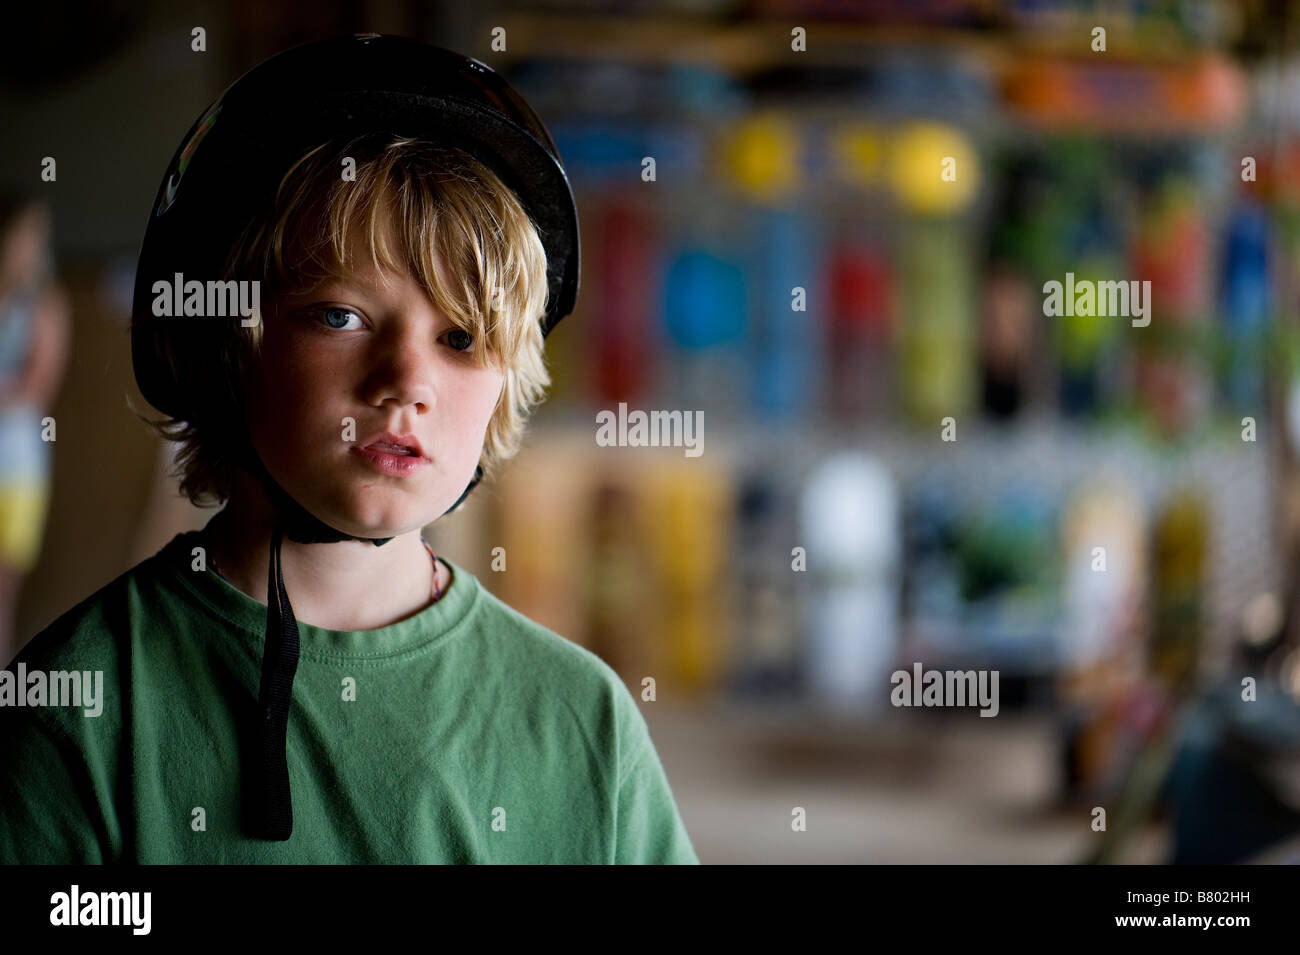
[463,371,505,429]
[441,370,504,455]
[249,331,345,454]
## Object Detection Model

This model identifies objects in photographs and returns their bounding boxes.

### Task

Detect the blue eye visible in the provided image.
[318,306,364,330]
[446,328,474,352]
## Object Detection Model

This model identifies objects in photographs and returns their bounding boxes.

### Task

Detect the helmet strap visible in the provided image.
[233,438,483,840]
[247,520,298,840]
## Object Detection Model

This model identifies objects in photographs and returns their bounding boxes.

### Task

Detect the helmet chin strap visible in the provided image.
[236,445,483,840]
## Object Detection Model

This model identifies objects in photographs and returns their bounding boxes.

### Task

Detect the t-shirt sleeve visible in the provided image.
[612,690,700,865]
[0,707,112,864]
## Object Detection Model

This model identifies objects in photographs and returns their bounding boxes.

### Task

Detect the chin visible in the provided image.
[328,492,450,539]
[332,508,419,540]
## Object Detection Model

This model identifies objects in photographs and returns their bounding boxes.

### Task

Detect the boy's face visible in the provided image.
[243,226,505,538]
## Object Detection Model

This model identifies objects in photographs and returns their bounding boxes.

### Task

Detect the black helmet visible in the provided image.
[130,34,580,841]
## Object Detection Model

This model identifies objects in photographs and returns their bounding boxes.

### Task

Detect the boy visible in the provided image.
[0,35,699,864]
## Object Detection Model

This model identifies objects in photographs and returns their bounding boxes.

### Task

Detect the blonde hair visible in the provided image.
[140,134,553,509]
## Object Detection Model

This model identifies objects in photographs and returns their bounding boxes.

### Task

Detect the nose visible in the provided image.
[362,324,437,411]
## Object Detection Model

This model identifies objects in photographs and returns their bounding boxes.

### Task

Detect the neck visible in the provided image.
[205,470,448,631]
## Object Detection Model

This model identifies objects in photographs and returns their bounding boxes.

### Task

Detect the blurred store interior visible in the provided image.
[7,0,1300,862]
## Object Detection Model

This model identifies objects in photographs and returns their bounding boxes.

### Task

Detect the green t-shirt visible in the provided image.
[0,530,699,864]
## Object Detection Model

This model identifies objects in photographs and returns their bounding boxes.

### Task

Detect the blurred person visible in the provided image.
[1160,598,1300,864]
[1162,675,1300,863]
[1087,596,1300,863]
[0,196,69,666]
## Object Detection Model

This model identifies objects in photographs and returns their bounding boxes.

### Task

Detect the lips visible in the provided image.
[358,430,428,460]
